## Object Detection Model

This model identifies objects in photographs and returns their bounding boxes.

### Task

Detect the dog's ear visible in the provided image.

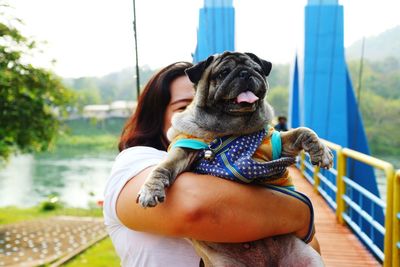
[245,52,272,77]
[185,55,214,84]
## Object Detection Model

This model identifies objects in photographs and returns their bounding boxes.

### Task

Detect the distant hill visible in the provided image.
[346,25,400,61]
[63,66,156,104]
[64,63,291,107]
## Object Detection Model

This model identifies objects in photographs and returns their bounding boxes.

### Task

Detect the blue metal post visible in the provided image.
[290,0,384,253]
[193,0,235,62]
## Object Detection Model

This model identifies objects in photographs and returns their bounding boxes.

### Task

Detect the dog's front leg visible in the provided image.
[280,127,333,169]
[137,148,199,208]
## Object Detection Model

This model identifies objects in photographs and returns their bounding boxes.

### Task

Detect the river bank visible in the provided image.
[0,118,398,208]
[0,119,123,208]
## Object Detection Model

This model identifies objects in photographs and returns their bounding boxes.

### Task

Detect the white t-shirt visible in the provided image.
[103,146,200,267]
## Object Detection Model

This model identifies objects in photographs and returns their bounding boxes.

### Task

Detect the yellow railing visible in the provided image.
[298,140,399,267]
[393,170,400,267]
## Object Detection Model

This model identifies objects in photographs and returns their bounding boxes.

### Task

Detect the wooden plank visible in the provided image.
[290,167,381,267]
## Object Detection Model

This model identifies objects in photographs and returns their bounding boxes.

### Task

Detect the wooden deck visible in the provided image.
[0,216,107,267]
[290,167,381,267]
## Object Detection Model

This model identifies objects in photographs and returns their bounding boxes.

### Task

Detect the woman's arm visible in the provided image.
[117,166,312,243]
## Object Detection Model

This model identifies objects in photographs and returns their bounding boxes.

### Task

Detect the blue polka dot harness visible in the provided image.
[172,127,287,184]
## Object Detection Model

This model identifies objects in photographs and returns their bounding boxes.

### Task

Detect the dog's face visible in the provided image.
[186,51,272,115]
[182,51,273,135]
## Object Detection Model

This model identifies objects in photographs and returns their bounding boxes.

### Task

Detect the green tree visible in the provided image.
[0,6,74,160]
[268,64,290,89]
[268,86,289,118]
[348,57,400,99]
[348,57,400,155]
[359,91,400,155]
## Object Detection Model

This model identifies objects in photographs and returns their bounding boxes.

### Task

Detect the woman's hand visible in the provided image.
[117,167,312,242]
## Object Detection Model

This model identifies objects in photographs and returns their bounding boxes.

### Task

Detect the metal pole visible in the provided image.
[132,0,140,100]
[356,37,366,104]
[336,148,346,225]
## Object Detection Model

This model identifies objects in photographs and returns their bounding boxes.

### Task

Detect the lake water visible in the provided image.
[0,150,398,209]
[0,152,117,208]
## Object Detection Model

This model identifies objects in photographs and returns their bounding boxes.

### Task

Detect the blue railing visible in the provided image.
[297,140,398,267]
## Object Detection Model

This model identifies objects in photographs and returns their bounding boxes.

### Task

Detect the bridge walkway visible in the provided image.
[290,167,381,266]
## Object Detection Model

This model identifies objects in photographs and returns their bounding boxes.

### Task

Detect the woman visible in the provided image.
[103,61,317,266]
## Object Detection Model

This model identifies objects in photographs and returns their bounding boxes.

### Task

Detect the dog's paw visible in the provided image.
[136,169,170,208]
[320,145,334,169]
[137,183,165,208]
[309,143,333,169]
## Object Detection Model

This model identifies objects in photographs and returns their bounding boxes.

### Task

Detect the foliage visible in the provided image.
[268,86,289,117]
[348,57,400,99]
[39,196,63,211]
[0,6,75,161]
[0,206,103,225]
[358,91,400,155]
[268,63,290,89]
[65,61,290,107]
[47,134,118,158]
[63,117,125,136]
[64,66,156,106]
[266,58,400,156]
[35,118,123,159]
[347,57,400,155]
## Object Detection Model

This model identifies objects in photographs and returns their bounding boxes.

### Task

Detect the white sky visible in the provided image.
[9,0,400,78]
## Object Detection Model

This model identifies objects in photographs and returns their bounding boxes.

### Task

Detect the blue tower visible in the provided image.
[289,55,300,129]
[290,0,384,252]
[193,0,235,62]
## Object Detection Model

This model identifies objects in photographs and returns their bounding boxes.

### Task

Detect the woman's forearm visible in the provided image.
[117,167,311,242]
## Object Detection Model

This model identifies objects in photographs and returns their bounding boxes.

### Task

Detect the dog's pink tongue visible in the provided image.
[236,91,259,104]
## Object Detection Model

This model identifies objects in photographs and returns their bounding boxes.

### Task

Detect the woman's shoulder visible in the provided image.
[112,146,167,171]
[106,146,167,190]
[104,146,167,228]
[116,146,167,160]
[105,145,167,203]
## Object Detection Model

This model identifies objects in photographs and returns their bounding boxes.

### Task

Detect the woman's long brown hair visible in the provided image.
[119,61,193,152]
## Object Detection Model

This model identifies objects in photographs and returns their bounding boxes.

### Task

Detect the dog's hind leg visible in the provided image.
[277,235,325,267]
[191,236,324,267]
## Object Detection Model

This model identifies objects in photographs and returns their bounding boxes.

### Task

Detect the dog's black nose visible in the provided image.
[239,70,250,79]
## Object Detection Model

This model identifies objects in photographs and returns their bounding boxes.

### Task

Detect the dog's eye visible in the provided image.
[218,69,230,79]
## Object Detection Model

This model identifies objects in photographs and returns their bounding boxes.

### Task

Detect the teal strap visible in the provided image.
[171,138,208,150]
[271,131,282,160]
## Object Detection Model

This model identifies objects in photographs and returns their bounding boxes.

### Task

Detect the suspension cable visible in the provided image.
[132,0,140,99]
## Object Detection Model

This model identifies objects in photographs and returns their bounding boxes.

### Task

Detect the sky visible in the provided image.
[9,0,400,78]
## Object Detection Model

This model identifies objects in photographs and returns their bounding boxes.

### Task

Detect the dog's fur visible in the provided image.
[137,52,332,266]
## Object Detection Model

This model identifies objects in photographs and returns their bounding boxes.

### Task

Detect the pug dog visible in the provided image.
[137,52,332,266]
